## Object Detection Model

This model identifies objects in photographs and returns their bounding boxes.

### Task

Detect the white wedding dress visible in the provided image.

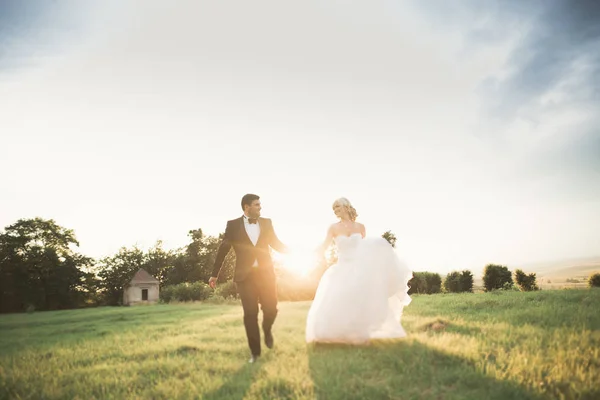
[306,233,412,343]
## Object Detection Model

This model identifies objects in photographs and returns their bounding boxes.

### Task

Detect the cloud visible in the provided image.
[0,0,95,72]
[480,0,600,123]
[409,0,600,196]
[410,0,600,118]
[486,0,600,191]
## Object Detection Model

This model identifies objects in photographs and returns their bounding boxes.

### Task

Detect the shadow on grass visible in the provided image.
[308,340,544,400]
[202,360,262,400]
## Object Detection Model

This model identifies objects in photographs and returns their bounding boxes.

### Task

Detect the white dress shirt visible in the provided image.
[244,215,260,267]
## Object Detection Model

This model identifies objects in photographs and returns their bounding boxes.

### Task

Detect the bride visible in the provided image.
[305,197,412,344]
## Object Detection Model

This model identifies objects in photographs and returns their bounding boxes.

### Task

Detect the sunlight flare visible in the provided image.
[274,245,322,277]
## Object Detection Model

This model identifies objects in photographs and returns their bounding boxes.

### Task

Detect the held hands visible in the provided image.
[208,276,218,289]
[313,246,327,265]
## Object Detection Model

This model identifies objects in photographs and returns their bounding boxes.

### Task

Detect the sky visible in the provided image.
[1,0,599,276]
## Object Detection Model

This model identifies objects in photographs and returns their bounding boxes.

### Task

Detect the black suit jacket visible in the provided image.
[212,217,286,282]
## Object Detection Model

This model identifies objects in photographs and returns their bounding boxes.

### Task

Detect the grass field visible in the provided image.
[1,289,599,400]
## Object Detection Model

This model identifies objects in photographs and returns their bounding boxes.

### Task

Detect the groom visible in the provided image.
[209,194,288,363]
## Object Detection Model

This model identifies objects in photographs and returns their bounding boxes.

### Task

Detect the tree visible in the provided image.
[0,218,93,312]
[408,272,442,294]
[95,228,238,305]
[483,264,513,292]
[459,270,474,292]
[166,229,235,285]
[144,240,176,285]
[97,246,146,305]
[201,231,236,283]
[95,240,182,306]
[514,269,539,291]
[382,231,397,248]
[589,273,600,288]
[443,270,474,293]
[444,271,461,293]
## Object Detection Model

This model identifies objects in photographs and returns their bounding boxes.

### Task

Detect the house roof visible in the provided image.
[129,268,159,284]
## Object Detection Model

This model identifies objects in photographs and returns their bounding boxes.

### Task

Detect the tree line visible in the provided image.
[407,264,600,294]
[1,218,598,313]
[0,218,235,313]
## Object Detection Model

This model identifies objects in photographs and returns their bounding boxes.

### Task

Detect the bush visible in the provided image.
[215,281,239,299]
[159,282,212,303]
[443,271,460,293]
[408,272,442,294]
[514,269,539,291]
[443,270,474,293]
[189,282,212,301]
[589,273,600,288]
[160,285,174,303]
[483,264,513,292]
[460,270,474,293]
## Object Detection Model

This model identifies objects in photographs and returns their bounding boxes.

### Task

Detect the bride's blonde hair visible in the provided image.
[333,197,358,222]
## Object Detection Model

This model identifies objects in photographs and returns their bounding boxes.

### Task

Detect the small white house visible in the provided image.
[123,269,160,306]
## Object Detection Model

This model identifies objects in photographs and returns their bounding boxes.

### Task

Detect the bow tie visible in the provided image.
[248,218,258,224]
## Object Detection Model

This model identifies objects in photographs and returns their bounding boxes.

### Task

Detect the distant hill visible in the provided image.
[467,256,600,290]
[519,256,600,278]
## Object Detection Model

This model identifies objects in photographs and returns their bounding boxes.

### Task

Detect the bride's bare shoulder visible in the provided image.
[357,222,366,236]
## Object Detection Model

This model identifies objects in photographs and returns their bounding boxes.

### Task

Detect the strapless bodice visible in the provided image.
[334,233,362,260]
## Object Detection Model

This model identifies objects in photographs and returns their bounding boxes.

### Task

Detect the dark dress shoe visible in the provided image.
[264,331,274,349]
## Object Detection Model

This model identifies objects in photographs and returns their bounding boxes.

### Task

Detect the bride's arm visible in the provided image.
[316,224,335,255]
[360,223,366,238]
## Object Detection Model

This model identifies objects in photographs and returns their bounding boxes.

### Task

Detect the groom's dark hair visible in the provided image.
[241,193,260,210]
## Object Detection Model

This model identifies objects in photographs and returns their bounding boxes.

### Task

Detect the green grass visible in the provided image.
[1,290,599,400]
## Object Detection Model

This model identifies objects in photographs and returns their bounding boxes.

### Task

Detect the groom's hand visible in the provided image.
[208,276,218,289]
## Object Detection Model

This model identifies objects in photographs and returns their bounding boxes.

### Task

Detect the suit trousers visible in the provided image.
[235,269,278,356]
